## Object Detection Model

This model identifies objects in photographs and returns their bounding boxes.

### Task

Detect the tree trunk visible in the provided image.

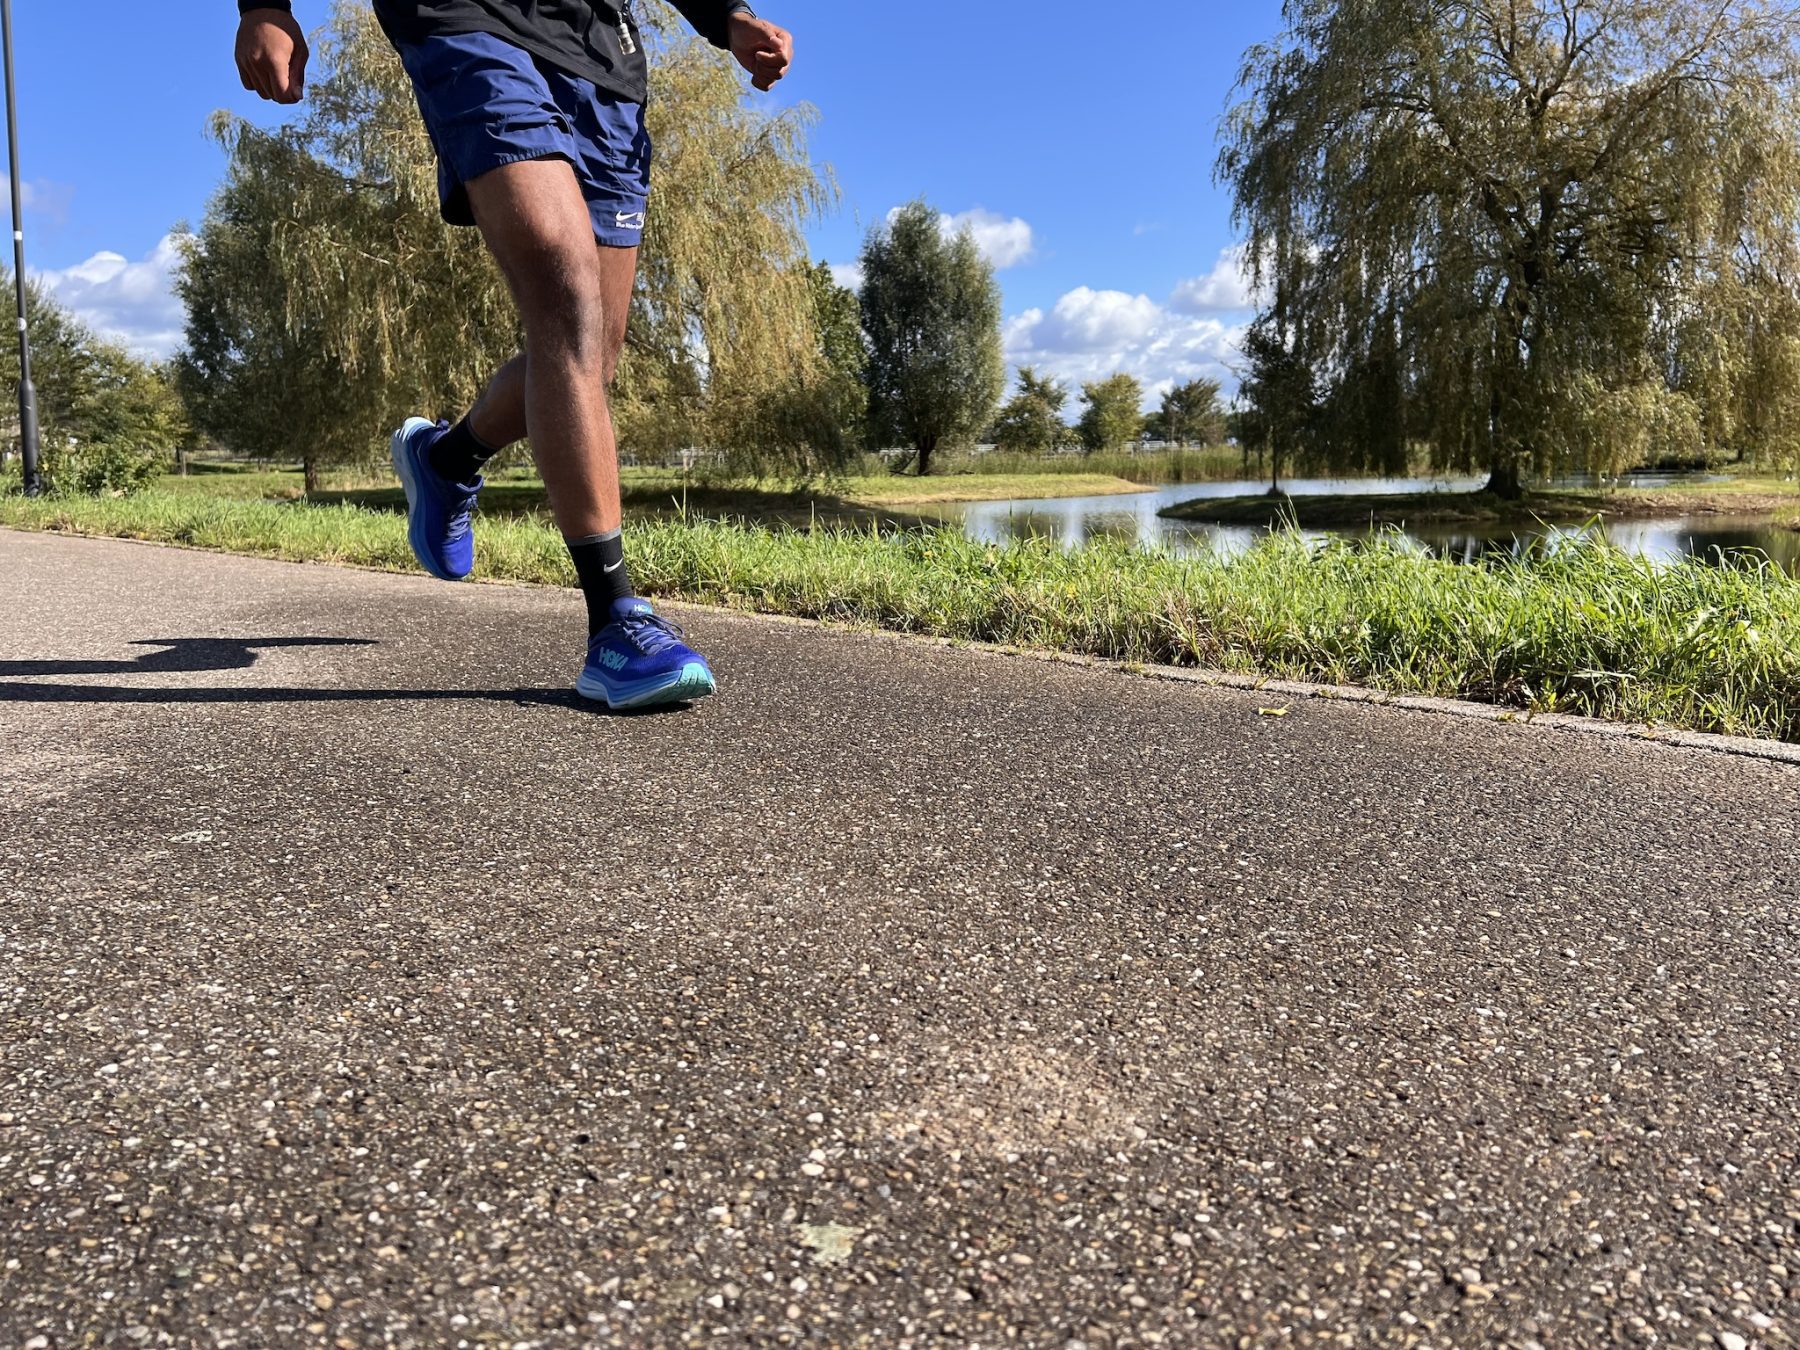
[916,435,937,477]
[1487,291,1534,502]
[1486,458,1524,500]
[304,456,321,497]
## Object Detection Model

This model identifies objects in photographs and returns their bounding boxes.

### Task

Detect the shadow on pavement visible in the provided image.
[0,636,376,678]
[0,681,606,710]
[0,636,688,715]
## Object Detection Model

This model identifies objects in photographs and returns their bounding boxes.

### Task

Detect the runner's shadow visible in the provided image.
[0,637,690,716]
[0,636,376,678]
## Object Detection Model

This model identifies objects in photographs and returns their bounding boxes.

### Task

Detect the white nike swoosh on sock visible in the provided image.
[602,560,624,573]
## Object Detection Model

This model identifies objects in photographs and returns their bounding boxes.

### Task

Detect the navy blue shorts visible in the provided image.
[396,31,651,248]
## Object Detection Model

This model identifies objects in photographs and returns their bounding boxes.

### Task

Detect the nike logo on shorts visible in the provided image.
[615,211,646,231]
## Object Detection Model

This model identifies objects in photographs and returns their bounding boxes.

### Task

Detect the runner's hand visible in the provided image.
[236,9,310,104]
[727,13,792,91]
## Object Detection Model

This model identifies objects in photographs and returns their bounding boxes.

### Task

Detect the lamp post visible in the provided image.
[1,0,39,496]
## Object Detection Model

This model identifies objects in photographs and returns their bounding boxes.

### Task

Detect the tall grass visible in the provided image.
[5,488,1797,741]
[932,446,1248,483]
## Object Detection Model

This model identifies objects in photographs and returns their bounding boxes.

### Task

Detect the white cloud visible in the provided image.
[1031,287,1163,352]
[946,209,1035,269]
[994,246,1260,405]
[886,205,1036,270]
[828,261,864,291]
[1006,285,1248,408]
[1169,245,1258,314]
[34,233,187,359]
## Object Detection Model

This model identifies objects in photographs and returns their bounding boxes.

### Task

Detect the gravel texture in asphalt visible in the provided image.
[1,528,1796,1349]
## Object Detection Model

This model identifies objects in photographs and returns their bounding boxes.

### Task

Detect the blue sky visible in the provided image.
[17,0,1283,402]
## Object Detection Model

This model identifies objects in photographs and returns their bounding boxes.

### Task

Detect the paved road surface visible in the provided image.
[2,529,1797,1348]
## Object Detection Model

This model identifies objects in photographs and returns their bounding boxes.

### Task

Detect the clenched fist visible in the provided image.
[236,8,309,104]
[727,12,793,92]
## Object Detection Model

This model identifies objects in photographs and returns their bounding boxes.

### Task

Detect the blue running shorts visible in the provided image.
[396,30,652,248]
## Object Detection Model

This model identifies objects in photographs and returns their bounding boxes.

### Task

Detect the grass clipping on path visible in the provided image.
[5,489,1798,742]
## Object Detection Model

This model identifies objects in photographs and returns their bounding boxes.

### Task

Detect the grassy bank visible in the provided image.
[1162,478,1800,529]
[5,487,1799,743]
[933,445,1246,484]
[168,461,1149,520]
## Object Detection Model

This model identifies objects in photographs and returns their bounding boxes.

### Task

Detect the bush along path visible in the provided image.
[3,488,1797,742]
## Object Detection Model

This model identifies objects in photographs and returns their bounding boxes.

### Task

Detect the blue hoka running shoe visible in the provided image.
[577,597,717,710]
[390,416,481,581]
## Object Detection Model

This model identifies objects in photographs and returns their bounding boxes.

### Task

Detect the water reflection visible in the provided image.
[942,478,1800,574]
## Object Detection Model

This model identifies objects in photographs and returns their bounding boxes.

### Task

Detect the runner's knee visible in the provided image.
[508,244,606,360]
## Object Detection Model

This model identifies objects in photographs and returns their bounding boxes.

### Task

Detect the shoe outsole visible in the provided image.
[575,660,717,711]
[391,416,470,583]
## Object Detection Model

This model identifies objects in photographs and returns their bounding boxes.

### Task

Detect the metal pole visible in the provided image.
[1,0,39,496]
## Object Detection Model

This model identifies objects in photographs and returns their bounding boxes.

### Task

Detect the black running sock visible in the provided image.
[566,529,635,635]
[428,417,500,486]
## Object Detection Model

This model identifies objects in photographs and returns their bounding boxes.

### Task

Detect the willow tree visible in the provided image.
[178,6,512,490]
[180,0,844,486]
[1220,0,1800,496]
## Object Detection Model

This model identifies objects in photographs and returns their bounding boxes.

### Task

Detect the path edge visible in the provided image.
[9,524,1797,769]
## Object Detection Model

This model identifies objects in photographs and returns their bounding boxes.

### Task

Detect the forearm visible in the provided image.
[666,0,754,50]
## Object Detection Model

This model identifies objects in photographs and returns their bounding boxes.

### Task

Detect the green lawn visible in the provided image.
[6,483,1800,744]
[166,461,1150,520]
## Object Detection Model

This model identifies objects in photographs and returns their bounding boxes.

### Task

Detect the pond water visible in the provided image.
[932,476,1800,573]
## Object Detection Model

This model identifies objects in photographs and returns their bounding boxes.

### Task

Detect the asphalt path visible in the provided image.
[2,528,1796,1348]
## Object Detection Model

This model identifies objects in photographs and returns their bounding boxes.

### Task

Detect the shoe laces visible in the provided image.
[419,421,478,540]
[444,484,480,542]
[617,608,687,656]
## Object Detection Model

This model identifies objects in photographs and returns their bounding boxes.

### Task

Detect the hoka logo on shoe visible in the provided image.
[597,648,629,672]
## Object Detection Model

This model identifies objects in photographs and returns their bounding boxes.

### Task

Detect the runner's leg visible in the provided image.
[452,244,639,455]
[462,157,621,541]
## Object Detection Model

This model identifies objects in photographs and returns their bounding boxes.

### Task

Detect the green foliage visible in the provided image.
[10,487,1800,742]
[623,15,844,474]
[859,200,1005,475]
[1076,373,1145,454]
[1232,315,1322,483]
[179,0,843,486]
[1154,377,1225,446]
[809,262,866,388]
[178,5,511,486]
[778,261,867,462]
[0,276,185,495]
[991,366,1069,455]
[1221,0,1800,494]
[943,445,1244,484]
[47,351,190,494]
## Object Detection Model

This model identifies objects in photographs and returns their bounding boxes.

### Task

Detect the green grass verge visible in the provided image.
[5,487,1799,743]
[166,461,1150,512]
